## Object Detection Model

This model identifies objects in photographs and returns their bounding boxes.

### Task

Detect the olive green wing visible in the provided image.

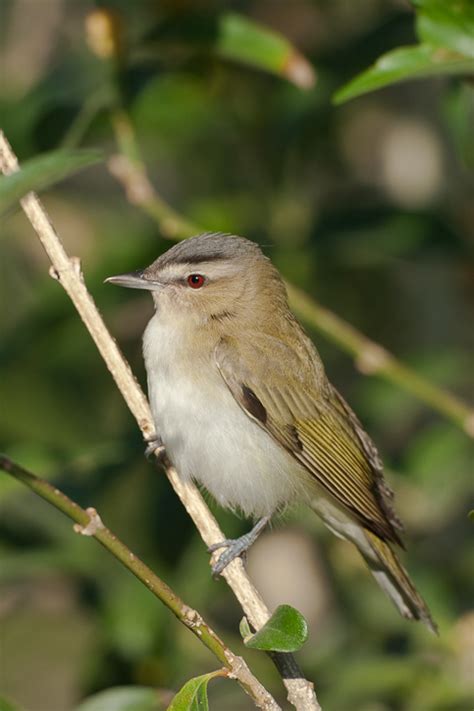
[215,335,402,544]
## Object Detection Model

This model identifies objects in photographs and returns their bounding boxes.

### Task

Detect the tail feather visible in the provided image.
[309,496,437,632]
[363,530,437,634]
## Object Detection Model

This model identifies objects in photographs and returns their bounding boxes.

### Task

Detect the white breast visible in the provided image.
[143,313,307,519]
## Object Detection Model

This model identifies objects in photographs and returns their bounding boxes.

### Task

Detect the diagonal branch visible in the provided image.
[0,455,280,711]
[0,130,321,711]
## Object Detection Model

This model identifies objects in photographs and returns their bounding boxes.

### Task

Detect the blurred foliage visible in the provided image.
[0,698,24,711]
[0,149,102,216]
[335,0,474,103]
[0,1,473,710]
[75,686,165,711]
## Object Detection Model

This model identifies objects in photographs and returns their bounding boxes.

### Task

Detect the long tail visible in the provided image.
[362,530,437,633]
[309,497,437,632]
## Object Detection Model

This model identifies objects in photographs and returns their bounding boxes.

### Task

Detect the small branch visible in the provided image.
[0,131,320,711]
[60,89,112,150]
[0,456,280,711]
[108,133,196,240]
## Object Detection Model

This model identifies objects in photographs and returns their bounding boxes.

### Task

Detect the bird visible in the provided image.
[106,232,436,632]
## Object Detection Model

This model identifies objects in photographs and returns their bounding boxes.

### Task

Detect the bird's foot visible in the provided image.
[208,515,271,576]
[144,434,166,461]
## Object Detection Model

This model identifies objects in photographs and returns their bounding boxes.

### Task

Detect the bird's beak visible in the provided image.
[105,271,164,291]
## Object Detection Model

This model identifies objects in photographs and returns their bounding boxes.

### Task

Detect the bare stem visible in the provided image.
[108,116,196,241]
[0,455,280,711]
[0,130,320,711]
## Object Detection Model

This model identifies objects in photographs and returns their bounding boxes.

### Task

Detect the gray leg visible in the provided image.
[208,515,271,576]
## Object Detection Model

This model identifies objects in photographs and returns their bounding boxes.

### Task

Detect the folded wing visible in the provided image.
[215,334,402,545]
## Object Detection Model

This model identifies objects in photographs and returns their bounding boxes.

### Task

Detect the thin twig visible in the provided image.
[0,131,320,711]
[0,455,280,711]
[108,117,474,439]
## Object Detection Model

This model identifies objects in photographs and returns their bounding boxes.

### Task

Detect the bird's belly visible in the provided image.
[148,372,305,519]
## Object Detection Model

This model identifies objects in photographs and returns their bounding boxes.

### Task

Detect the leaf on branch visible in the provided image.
[241,604,309,653]
[415,0,474,58]
[239,615,253,642]
[74,686,162,711]
[166,671,226,711]
[216,12,316,89]
[0,149,103,217]
[334,0,474,103]
[334,44,474,104]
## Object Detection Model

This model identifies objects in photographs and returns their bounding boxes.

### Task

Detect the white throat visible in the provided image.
[143,311,308,519]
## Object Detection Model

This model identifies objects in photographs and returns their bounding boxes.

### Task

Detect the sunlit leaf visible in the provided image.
[415,0,474,58]
[216,12,315,89]
[75,686,161,711]
[0,149,102,216]
[334,44,474,104]
[242,604,308,652]
[166,671,225,711]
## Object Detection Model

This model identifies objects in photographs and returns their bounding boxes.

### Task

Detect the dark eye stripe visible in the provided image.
[170,253,227,265]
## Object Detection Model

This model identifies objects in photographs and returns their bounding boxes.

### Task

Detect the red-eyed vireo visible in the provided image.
[107,232,436,632]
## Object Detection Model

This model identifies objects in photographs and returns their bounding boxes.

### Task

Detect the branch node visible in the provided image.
[140,420,156,438]
[73,507,104,536]
[49,257,83,283]
[355,344,391,375]
[49,265,61,281]
[182,605,202,629]
[226,654,245,680]
[70,255,83,279]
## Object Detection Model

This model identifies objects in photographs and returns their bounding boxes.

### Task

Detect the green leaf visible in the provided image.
[0,697,25,711]
[166,671,225,711]
[242,604,308,652]
[216,12,315,89]
[75,686,162,711]
[442,82,474,168]
[0,148,102,216]
[468,510,474,522]
[415,0,474,59]
[239,615,252,641]
[334,44,474,104]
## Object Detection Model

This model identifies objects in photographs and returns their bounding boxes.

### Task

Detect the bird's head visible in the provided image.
[106,232,286,326]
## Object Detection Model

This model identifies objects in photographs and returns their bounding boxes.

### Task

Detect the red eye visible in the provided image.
[187,274,205,289]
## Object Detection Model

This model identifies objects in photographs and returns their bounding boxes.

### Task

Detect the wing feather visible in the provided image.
[215,335,401,544]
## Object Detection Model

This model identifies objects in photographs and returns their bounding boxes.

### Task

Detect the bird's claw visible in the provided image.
[208,533,256,576]
[207,538,234,553]
[208,516,271,576]
[144,435,166,461]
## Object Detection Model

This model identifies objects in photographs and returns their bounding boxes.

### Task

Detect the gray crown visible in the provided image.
[155,232,264,268]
